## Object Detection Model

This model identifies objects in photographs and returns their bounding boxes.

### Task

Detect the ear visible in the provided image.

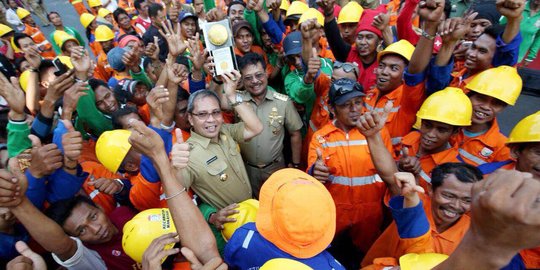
[187,113,194,126]
[509,144,521,159]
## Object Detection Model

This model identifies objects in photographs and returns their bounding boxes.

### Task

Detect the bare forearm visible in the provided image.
[301,38,312,65]
[290,130,302,164]
[366,133,400,196]
[11,198,77,261]
[151,153,219,264]
[257,9,269,23]
[381,27,394,49]
[434,42,457,66]
[408,24,437,74]
[163,79,178,125]
[26,72,40,114]
[228,95,262,140]
[502,17,521,44]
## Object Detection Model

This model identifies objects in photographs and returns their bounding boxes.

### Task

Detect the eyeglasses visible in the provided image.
[190,110,222,120]
[334,61,359,78]
[242,72,265,83]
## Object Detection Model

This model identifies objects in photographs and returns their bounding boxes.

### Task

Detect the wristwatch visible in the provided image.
[230,93,244,108]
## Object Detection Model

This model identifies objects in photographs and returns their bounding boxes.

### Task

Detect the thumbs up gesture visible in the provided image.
[312,148,330,184]
[171,129,190,170]
[27,135,63,178]
[398,147,422,175]
[61,120,83,163]
[304,47,321,84]
[357,100,393,138]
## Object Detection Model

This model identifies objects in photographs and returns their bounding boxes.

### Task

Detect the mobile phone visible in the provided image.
[53,57,69,76]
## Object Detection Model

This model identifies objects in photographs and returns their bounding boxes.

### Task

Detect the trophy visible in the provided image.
[201,19,238,76]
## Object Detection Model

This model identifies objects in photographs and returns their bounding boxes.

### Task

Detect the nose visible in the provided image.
[425,128,437,139]
[89,223,102,235]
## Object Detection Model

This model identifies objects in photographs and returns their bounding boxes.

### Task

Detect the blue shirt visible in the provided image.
[224,222,345,270]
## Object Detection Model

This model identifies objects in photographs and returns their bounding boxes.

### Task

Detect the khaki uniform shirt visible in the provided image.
[181,123,252,209]
[237,89,303,165]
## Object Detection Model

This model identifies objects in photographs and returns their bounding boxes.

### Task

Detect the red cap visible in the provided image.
[354,5,387,38]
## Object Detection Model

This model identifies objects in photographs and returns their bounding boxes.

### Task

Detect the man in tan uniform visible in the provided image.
[180,71,263,209]
[219,53,303,198]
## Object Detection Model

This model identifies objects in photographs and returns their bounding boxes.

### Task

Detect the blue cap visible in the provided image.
[329,78,365,105]
[179,11,197,23]
[283,31,302,56]
[107,47,126,72]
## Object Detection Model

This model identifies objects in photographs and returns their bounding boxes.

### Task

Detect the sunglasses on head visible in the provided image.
[334,61,359,78]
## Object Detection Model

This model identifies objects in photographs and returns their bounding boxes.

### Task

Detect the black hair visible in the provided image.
[134,0,146,11]
[13,33,31,49]
[238,53,266,72]
[47,11,60,22]
[113,7,128,24]
[177,88,190,102]
[112,105,140,129]
[148,3,163,18]
[89,78,110,92]
[431,162,483,191]
[227,0,246,15]
[483,24,505,41]
[45,195,97,227]
[38,59,54,75]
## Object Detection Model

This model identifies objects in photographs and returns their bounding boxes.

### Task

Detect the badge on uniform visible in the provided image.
[479,147,493,158]
[219,173,228,181]
[317,135,326,145]
[268,107,283,125]
[206,156,218,165]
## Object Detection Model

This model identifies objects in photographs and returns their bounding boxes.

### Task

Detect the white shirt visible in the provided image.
[52,237,107,270]
[102,0,118,12]
[6,8,23,31]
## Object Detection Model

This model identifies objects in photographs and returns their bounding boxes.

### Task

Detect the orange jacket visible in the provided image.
[521,248,540,269]
[363,82,425,148]
[449,68,477,91]
[81,161,122,215]
[307,122,392,252]
[305,73,331,149]
[94,51,114,82]
[398,131,461,191]
[452,120,510,166]
[118,0,137,15]
[23,24,55,59]
[138,104,151,125]
[319,38,335,62]
[362,193,470,267]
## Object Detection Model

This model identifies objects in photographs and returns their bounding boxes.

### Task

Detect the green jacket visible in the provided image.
[501,3,540,62]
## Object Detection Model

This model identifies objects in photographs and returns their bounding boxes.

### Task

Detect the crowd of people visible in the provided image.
[0,0,539,269]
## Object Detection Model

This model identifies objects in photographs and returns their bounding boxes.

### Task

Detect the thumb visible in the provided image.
[62,119,75,132]
[402,147,410,158]
[28,134,42,148]
[174,128,184,143]
[316,148,323,161]
[15,241,46,269]
[180,247,203,267]
[311,47,318,59]
[128,119,147,135]
[153,35,159,45]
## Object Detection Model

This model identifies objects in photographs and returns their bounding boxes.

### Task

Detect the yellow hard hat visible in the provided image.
[53,31,79,50]
[416,87,472,126]
[399,253,448,270]
[221,199,259,241]
[57,55,74,69]
[80,13,96,28]
[98,7,112,18]
[95,129,132,173]
[280,0,290,11]
[19,70,30,92]
[0,24,14,37]
[298,8,324,26]
[122,208,177,263]
[465,65,522,106]
[378,39,415,62]
[337,1,363,24]
[88,0,103,8]
[507,111,540,144]
[16,8,31,20]
[285,1,308,18]
[95,25,115,42]
[260,258,313,270]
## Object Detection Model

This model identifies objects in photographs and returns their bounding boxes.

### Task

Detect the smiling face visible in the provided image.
[234,28,253,54]
[431,174,473,232]
[375,54,406,93]
[241,62,268,98]
[188,95,223,140]
[180,17,197,38]
[464,34,496,73]
[419,120,457,154]
[512,143,540,180]
[63,202,118,245]
[228,4,245,24]
[95,85,119,114]
[468,92,506,128]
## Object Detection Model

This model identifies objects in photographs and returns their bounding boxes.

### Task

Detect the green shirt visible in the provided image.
[501,3,540,62]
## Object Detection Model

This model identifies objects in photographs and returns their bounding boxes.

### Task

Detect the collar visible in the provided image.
[244,88,273,103]
[423,196,471,241]
[188,129,217,149]
[366,84,404,101]
[463,119,502,148]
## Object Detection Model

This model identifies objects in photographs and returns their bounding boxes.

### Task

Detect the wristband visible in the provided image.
[160,121,176,132]
[421,30,436,40]
[114,178,125,194]
[164,187,187,200]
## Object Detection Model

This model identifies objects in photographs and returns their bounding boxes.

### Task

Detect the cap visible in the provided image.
[256,168,336,259]
[232,20,253,37]
[179,11,198,23]
[329,78,365,105]
[283,31,302,56]
[107,47,127,71]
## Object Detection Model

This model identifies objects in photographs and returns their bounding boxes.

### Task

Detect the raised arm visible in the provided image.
[497,0,524,44]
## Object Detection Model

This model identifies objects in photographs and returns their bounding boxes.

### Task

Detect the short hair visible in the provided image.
[113,7,128,24]
[38,59,54,74]
[482,24,504,41]
[187,90,220,113]
[238,53,266,72]
[13,33,32,49]
[227,0,246,15]
[112,106,140,129]
[45,195,97,227]
[47,11,60,22]
[431,162,483,191]
[134,0,146,11]
[89,78,110,92]
[14,57,28,72]
[177,88,190,102]
[148,3,163,18]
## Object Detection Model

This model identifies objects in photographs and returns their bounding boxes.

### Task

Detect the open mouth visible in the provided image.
[473,109,490,121]
[204,125,217,133]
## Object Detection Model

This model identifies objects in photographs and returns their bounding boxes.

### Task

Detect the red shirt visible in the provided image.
[87,206,139,270]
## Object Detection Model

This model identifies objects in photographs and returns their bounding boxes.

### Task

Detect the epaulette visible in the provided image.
[273,91,289,101]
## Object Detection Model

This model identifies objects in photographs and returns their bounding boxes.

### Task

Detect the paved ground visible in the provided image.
[37,0,540,135]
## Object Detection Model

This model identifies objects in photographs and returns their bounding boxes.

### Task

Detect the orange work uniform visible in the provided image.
[362,193,470,267]
[398,131,461,191]
[304,73,331,158]
[94,50,114,82]
[452,120,510,166]
[80,161,122,215]
[22,24,55,59]
[449,68,478,91]
[307,122,393,252]
[363,82,426,148]
[70,0,88,15]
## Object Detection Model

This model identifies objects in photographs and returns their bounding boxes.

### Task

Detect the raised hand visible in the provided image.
[61,120,83,163]
[398,147,422,175]
[206,8,227,22]
[357,101,392,138]
[209,203,239,230]
[166,57,189,85]
[316,0,335,17]
[0,72,25,115]
[181,247,227,270]
[6,241,47,270]
[23,47,42,70]
[62,81,88,120]
[247,0,264,12]
[70,46,92,76]
[221,70,242,98]
[142,233,180,270]
[171,129,190,170]
[313,148,330,183]
[0,168,25,208]
[300,19,317,40]
[187,33,206,71]
[145,36,161,61]
[146,85,169,123]
[88,178,124,195]
[128,119,166,159]
[496,0,526,19]
[44,69,75,103]
[304,48,321,84]
[418,0,445,25]
[159,19,187,57]
[372,10,390,31]
[438,12,477,44]
[27,135,63,178]
[394,172,424,207]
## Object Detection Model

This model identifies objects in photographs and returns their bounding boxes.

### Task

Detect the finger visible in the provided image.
[316,148,323,161]
[15,241,45,268]
[402,147,410,158]
[180,247,203,266]
[156,247,180,260]
[311,47,318,59]
[62,120,75,132]
[28,135,42,148]
[154,36,159,45]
